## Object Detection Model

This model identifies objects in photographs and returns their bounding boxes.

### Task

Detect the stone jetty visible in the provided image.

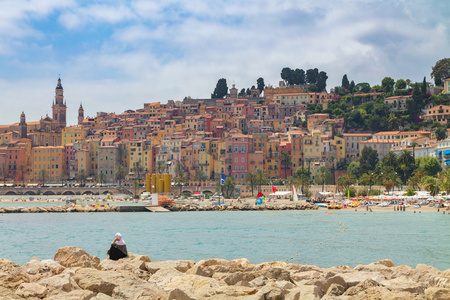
[0,247,449,299]
[0,203,317,214]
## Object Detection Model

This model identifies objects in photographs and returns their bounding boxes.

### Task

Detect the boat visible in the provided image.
[315,203,328,208]
[328,204,343,209]
[292,186,299,202]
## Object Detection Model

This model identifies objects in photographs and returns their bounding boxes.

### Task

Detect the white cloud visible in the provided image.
[0,0,449,126]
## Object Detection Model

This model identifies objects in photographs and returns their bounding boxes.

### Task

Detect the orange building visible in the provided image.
[32,146,65,182]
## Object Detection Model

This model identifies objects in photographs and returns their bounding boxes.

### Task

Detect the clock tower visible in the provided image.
[52,76,67,129]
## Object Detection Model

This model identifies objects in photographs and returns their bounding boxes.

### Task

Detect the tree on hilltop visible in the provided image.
[281,67,293,85]
[431,58,450,86]
[342,74,350,89]
[381,77,395,93]
[211,78,228,99]
[257,77,265,94]
[306,68,319,84]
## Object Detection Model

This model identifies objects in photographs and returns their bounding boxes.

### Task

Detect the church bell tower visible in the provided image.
[78,103,84,125]
[52,76,67,129]
[19,111,27,139]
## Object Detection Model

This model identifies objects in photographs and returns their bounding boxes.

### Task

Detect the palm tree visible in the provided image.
[1,163,6,185]
[398,150,414,184]
[420,176,440,196]
[245,171,258,196]
[18,164,26,187]
[315,166,332,192]
[39,169,48,187]
[337,174,354,194]
[194,169,207,188]
[76,169,87,186]
[411,142,418,166]
[438,169,450,195]
[383,152,397,169]
[255,168,268,194]
[156,161,165,174]
[132,180,140,199]
[114,164,127,187]
[280,151,292,179]
[360,172,377,195]
[97,172,106,187]
[133,161,144,186]
[307,158,312,174]
[174,161,188,194]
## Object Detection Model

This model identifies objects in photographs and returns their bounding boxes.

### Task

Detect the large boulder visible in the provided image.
[15,282,47,299]
[111,280,168,300]
[0,286,22,300]
[425,287,450,300]
[0,259,20,273]
[22,258,64,281]
[73,268,126,296]
[38,269,78,296]
[98,253,151,279]
[45,290,96,300]
[0,270,30,290]
[54,246,100,269]
[145,260,195,275]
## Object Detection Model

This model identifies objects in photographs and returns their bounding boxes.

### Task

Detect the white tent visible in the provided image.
[269,191,292,197]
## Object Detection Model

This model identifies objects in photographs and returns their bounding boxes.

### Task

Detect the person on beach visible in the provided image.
[107,233,128,260]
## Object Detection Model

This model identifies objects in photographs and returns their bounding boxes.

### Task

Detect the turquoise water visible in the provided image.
[1,210,449,270]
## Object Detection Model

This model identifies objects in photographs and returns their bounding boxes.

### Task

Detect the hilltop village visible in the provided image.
[1,74,450,195]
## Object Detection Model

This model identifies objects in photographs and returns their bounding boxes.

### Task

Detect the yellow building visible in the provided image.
[265,137,280,178]
[61,125,87,146]
[32,146,65,182]
[331,136,345,164]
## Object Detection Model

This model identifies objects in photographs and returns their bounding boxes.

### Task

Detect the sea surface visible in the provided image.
[1,210,449,270]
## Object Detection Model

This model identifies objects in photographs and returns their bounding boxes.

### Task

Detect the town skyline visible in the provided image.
[0,0,449,125]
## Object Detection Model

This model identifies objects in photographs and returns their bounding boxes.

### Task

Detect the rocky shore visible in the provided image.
[168,203,318,212]
[0,203,318,214]
[1,247,449,299]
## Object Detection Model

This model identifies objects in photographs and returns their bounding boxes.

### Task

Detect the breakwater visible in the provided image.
[0,246,448,299]
[0,203,318,213]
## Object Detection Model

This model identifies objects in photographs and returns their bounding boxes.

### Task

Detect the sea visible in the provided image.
[1,209,449,270]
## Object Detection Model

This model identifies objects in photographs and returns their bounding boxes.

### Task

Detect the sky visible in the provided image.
[0,0,449,126]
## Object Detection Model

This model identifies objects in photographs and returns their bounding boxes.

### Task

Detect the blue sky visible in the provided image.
[0,0,449,126]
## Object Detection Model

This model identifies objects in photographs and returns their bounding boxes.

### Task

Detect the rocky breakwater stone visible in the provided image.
[15,282,48,298]
[54,246,100,268]
[0,258,29,290]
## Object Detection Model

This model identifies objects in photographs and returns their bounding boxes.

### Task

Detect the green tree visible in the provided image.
[39,169,49,186]
[156,161,165,174]
[292,68,305,85]
[280,151,292,179]
[239,88,246,97]
[306,68,319,84]
[18,164,26,187]
[317,71,328,92]
[194,169,207,188]
[422,77,427,95]
[222,177,236,198]
[132,180,140,199]
[438,168,450,195]
[341,74,350,89]
[382,152,397,169]
[381,77,395,93]
[114,164,127,187]
[435,127,446,141]
[133,161,144,186]
[347,162,362,178]
[281,67,293,85]
[255,168,268,194]
[174,162,188,195]
[420,176,440,196]
[211,78,228,98]
[97,172,106,187]
[76,169,87,186]
[355,82,371,93]
[256,77,265,94]
[415,156,442,177]
[337,174,354,192]
[315,166,332,192]
[245,171,258,196]
[431,58,450,86]
[359,147,379,174]
[360,172,377,194]
[395,79,407,90]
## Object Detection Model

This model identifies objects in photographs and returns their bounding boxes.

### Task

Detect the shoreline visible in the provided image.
[0,246,448,299]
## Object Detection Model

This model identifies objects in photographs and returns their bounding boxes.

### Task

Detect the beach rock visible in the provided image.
[223,271,256,285]
[374,259,394,268]
[338,271,386,287]
[186,258,245,277]
[73,268,125,296]
[0,259,20,273]
[112,280,168,299]
[285,284,322,300]
[22,258,64,281]
[0,269,30,290]
[45,289,96,300]
[256,267,292,282]
[54,246,100,268]
[157,273,223,299]
[168,287,197,300]
[425,287,450,300]
[145,260,195,274]
[37,270,77,296]
[0,286,22,299]
[15,282,47,298]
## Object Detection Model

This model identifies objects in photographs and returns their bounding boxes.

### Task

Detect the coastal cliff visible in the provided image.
[0,247,449,299]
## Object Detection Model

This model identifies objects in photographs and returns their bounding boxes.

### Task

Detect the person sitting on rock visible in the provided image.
[107,232,128,260]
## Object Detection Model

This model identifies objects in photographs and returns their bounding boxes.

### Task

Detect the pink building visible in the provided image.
[225,134,253,181]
